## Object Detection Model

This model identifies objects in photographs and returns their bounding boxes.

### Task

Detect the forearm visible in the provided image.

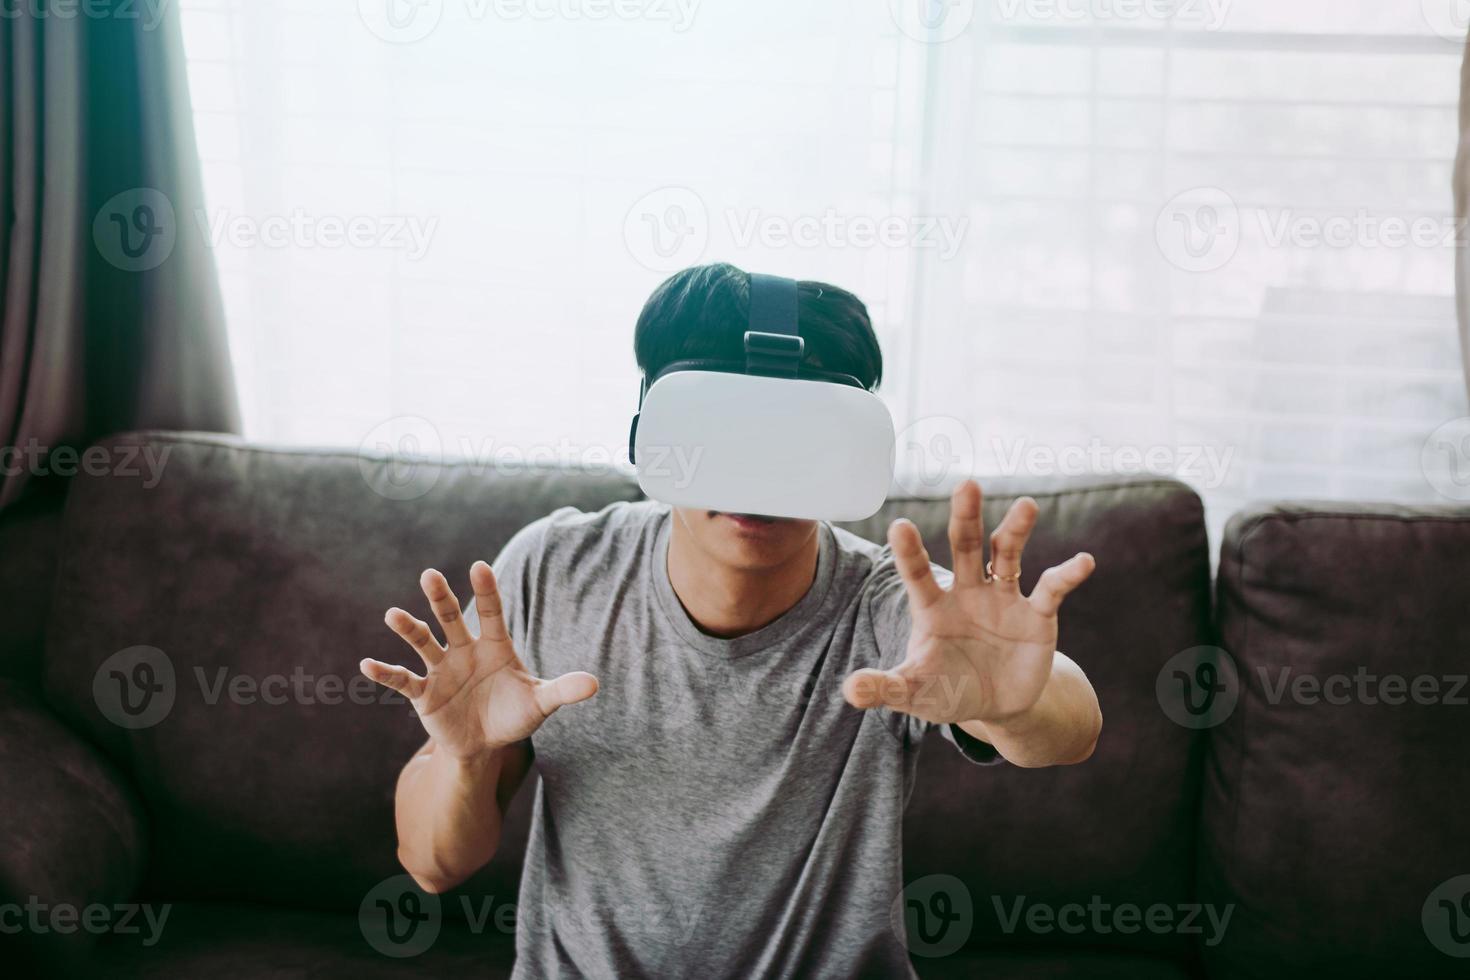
[960,652,1101,768]
[394,739,526,893]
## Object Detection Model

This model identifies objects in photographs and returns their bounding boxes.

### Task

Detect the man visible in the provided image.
[359,263,1101,978]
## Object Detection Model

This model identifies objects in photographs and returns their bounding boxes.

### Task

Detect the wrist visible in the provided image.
[441,740,511,778]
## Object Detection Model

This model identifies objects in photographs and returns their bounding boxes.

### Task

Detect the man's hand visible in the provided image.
[361,562,598,759]
[842,480,1100,763]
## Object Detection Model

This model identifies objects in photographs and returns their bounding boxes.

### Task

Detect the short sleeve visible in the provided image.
[866,549,1004,767]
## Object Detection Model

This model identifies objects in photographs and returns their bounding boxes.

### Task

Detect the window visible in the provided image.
[180,0,1468,547]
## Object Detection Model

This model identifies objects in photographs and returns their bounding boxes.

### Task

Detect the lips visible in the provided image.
[712,511,780,530]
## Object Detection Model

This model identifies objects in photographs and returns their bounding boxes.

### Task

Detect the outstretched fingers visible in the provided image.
[947,479,987,587]
[842,666,918,714]
[469,561,510,644]
[889,518,945,612]
[420,568,473,648]
[533,671,600,717]
[989,496,1039,585]
[385,607,443,668]
[1029,552,1097,617]
[359,658,428,700]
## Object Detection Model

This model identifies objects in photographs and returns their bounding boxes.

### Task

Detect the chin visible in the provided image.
[679,508,817,570]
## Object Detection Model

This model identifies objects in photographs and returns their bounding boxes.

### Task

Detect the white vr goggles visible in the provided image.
[628,273,895,522]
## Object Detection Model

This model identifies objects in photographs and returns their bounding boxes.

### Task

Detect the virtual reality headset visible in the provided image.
[628,273,895,522]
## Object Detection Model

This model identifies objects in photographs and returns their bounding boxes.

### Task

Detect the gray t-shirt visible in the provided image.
[480,500,998,979]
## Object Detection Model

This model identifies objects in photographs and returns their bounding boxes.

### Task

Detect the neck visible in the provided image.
[666,516,820,639]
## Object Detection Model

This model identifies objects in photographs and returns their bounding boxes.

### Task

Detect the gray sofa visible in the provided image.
[2,431,1467,978]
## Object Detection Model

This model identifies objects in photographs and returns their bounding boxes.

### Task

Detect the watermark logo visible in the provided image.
[1155,187,1240,273]
[360,875,442,958]
[0,897,171,946]
[0,439,172,487]
[992,895,1233,946]
[94,188,177,272]
[358,0,445,43]
[1423,0,1470,43]
[889,0,975,43]
[1258,667,1467,708]
[892,874,972,957]
[359,0,700,43]
[93,649,414,731]
[1425,875,1470,957]
[93,646,176,730]
[2,0,173,30]
[1422,417,1470,502]
[359,416,445,501]
[196,209,438,261]
[990,436,1235,489]
[893,416,975,496]
[1157,186,1468,273]
[993,0,1232,30]
[1156,645,1239,729]
[624,186,709,273]
[726,208,969,260]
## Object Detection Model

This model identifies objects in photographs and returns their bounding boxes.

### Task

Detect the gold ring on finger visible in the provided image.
[986,560,1021,584]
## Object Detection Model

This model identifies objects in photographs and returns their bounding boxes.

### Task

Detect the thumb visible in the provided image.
[843,667,915,713]
[534,671,600,716]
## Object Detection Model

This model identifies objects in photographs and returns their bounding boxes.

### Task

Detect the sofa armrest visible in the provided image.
[0,679,147,973]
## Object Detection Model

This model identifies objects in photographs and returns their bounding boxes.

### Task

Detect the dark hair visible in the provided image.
[633,263,883,390]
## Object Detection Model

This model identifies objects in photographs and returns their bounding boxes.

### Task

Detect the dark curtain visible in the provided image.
[0,1,240,511]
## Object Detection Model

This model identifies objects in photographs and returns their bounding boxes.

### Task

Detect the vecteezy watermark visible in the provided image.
[725,209,969,262]
[0,0,173,31]
[0,439,171,488]
[991,895,1234,947]
[621,186,969,272]
[359,416,445,502]
[360,875,441,958]
[93,647,410,730]
[1156,646,1241,729]
[990,436,1236,490]
[1256,667,1468,708]
[1422,0,1470,43]
[893,416,976,497]
[1424,874,1470,958]
[892,875,973,957]
[0,897,171,947]
[1156,186,1469,273]
[356,415,705,502]
[94,646,177,730]
[357,0,700,44]
[1157,645,1469,729]
[623,187,710,273]
[196,209,438,262]
[359,875,704,957]
[94,187,178,272]
[1422,417,1470,503]
[93,190,440,270]
[992,0,1232,30]
[888,0,976,44]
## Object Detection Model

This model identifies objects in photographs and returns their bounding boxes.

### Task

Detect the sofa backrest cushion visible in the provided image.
[44,432,641,911]
[1202,503,1470,977]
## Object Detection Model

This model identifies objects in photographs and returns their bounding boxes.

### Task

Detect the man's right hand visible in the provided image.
[361,561,599,760]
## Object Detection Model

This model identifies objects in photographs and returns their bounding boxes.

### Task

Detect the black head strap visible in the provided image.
[744,273,803,377]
